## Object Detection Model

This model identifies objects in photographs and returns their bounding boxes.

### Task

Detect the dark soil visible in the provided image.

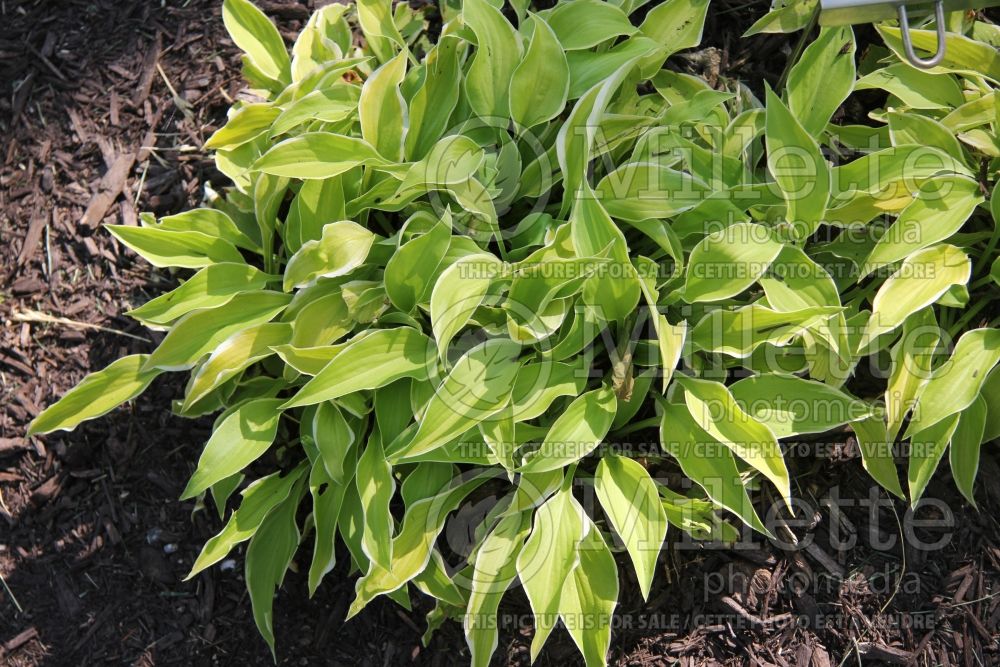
[2,1,999,665]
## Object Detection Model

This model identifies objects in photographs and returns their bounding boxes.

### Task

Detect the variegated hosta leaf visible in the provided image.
[765,87,830,240]
[29,355,161,435]
[729,373,872,439]
[861,244,971,348]
[676,376,792,505]
[388,339,522,461]
[29,0,1000,660]
[905,328,1000,437]
[516,486,585,661]
[683,222,784,303]
[659,401,769,535]
[594,455,667,600]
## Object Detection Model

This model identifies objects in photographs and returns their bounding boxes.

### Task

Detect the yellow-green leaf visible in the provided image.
[29,355,160,435]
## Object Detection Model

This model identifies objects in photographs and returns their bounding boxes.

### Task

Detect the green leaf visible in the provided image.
[385,222,452,312]
[400,462,455,507]
[511,361,588,422]
[565,36,660,99]
[765,87,830,240]
[613,368,655,430]
[290,4,351,81]
[855,64,963,109]
[107,225,244,269]
[850,416,905,499]
[184,322,291,409]
[786,26,855,137]
[729,373,872,439]
[126,264,272,328]
[950,395,987,507]
[546,0,636,51]
[282,328,435,408]
[270,85,361,137]
[188,465,306,578]
[863,177,982,273]
[908,413,960,505]
[463,0,522,118]
[831,145,973,202]
[282,220,376,291]
[181,398,285,499]
[744,0,816,35]
[285,176,346,252]
[659,401,770,534]
[508,14,570,128]
[223,0,291,84]
[357,433,396,569]
[480,403,516,473]
[414,550,466,608]
[559,517,619,667]
[759,244,840,311]
[405,36,464,160]
[349,472,491,616]
[465,513,529,667]
[506,255,608,329]
[659,487,740,543]
[155,208,260,251]
[596,163,708,221]
[245,486,300,658]
[430,253,502,359]
[211,473,244,520]
[359,51,407,162]
[981,366,1000,442]
[254,132,390,179]
[557,60,636,204]
[313,401,356,482]
[677,376,791,504]
[905,328,1000,437]
[942,90,998,132]
[143,291,291,371]
[887,111,965,162]
[862,244,971,347]
[287,289,352,347]
[691,303,840,357]
[516,487,585,661]
[519,386,617,473]
[683,222,783,303]
[885,308,941,440]
[308,456,354,595]
[28,355,160,435]
[205,103,280,151]
[636,0,708,65]
[594,455,667,600]
[357,0,404,64]
[570,193,642,323]
[388,339,522,461]
[878,24,1000,83]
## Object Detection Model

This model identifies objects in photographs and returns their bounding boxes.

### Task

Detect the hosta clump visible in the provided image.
[29,0,1000,663]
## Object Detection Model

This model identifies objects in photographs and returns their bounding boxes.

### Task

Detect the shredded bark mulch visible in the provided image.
[2,0,999,665]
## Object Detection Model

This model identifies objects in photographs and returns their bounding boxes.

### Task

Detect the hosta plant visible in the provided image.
[29,0,1000,663]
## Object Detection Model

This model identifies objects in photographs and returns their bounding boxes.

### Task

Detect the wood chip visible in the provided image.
[133,32,162,106]
[79,151,136,229]
[17,211,48,265]
[1,627,39,655]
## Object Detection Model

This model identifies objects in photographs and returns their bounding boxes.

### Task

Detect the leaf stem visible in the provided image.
[948,299,990,338]
[612,416,660,437]
[972,212,1000,278]
[776,4,820,92]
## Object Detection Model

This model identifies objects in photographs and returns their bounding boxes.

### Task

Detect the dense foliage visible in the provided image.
[29,0,1000,663]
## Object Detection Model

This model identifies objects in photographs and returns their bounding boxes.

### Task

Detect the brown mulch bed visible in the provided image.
[2,0,999,665]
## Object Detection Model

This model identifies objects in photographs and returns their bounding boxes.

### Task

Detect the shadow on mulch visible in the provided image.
[2,0,999,665]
